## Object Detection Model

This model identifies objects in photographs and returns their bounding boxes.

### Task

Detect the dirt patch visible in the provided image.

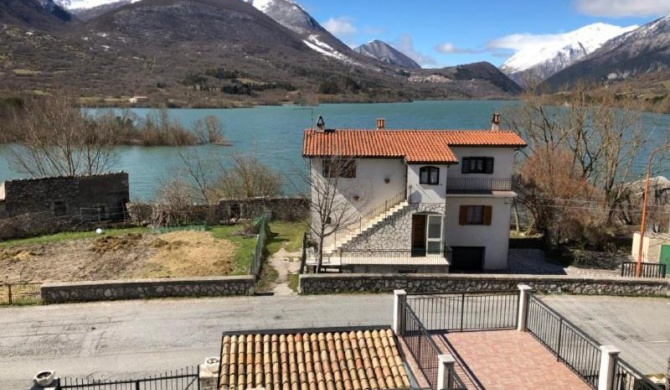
[0,230,238,283]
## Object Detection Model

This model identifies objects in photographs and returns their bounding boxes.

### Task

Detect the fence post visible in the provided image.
[517,284,532,331]
[437,354,456,390]
[7,284,12,305]
[393,289,407,336]
[299,232,308,275]
[666,355,669,390]
[597,345,619,390]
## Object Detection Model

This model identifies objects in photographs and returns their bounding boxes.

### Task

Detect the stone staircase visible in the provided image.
[323,200,410,256]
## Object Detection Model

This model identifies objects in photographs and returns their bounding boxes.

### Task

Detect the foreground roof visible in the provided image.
[303,129,527,163]
[219,328,410,390]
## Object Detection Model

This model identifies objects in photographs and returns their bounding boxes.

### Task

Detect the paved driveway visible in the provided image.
[541,295,670,376]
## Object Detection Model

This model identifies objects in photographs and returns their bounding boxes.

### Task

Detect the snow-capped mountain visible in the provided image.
[354,40,421,69]
[544,15,670,88]
[500,23,637,85]
[245,0,363,66]
[53,0,140,10]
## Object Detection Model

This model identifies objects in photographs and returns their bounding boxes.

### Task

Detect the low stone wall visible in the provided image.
[41,276,255,304]
[299,273,670,296]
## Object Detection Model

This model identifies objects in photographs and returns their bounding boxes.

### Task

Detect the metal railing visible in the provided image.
[0,283,41,305]
[60,366,200,389]
[612,358,664,390]
[403,304,442,390]
[407,291,519,332]
[446,178,514,194]
[526,295,601,388]
[339,248,446,258]
[620,262,667,278]
[249,213,268,278]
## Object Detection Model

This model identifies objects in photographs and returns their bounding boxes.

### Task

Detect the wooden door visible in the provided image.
[411,214,427,255]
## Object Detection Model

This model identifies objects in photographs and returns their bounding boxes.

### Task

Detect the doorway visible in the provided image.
[450,246,485,272]
[411,214,443,256]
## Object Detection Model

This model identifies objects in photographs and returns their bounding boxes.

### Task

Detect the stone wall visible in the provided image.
[344,203,445,251]
[299,273,670,296]
[41,276,255,304]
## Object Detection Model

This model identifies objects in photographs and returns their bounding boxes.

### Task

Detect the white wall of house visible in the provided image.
[407,164,449,204]
[632,232,670,263]
[444,196,512,271]
[447,147,516,180]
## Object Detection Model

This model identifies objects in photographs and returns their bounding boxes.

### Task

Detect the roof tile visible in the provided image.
[220,329,410,390]
[303,129,527,163]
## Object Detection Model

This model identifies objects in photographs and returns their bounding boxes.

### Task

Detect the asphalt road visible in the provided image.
[0,295,393,389]
[1,294,668,389]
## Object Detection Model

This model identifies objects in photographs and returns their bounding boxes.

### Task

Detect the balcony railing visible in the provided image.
[446,178,514,194]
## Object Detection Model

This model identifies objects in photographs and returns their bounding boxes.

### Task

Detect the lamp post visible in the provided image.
[636,145,670,277]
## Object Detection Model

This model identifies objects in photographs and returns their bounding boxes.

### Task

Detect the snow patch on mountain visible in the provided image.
[500,23,637,82]
[53,0,140,10]
[303,35,360,66]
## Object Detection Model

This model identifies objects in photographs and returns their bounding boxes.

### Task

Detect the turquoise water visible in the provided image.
[0,100,667,199]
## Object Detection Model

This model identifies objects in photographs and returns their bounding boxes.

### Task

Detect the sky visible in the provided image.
[298,0,670,68]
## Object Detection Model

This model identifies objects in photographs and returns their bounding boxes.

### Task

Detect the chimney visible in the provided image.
[491,113,501,132]
[315,115,325,132]
[376,118,385,130]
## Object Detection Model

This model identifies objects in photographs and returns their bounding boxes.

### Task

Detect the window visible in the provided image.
[462,157,494,174]
[459,205,492,225]
[419,166,440,185]
[323,157,356,178]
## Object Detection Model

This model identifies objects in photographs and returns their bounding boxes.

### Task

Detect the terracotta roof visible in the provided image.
[303,129,527,163]
[218,328,411,390]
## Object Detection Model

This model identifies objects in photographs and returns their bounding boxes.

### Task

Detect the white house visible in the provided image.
[302,115,526,273]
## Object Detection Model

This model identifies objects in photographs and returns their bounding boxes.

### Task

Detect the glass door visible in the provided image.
[426,215,443,255]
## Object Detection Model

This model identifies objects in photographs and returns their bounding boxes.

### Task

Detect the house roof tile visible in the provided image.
[219,328,410,390]
[302,129,527,163]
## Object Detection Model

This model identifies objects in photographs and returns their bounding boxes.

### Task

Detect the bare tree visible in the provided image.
[7,95,117,177]
[295,156,363,272]
[192,115,229,145]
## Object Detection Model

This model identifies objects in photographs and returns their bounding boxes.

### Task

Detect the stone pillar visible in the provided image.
[200,357,220,390]
[597,345,620,390]
[517,284,532,331]
[393,289,407,336]
[437,354,456,390]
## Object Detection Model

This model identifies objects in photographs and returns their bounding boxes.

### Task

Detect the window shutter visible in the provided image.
[483,206,492,225]
[459,206,468,225]
[485,158,494,174]
[461,158,470,174]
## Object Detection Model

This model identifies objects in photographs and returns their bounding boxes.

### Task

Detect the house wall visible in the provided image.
[1,172,129,220]
[309,158,406,240]
[447,147,516,180]
[632,233,670,263]
[444,196,512,271]
[407,164,448,204]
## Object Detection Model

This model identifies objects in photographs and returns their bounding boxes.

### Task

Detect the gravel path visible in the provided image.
[268,248,301,296]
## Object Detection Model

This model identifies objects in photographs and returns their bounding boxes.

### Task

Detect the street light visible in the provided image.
[635,144,670,277]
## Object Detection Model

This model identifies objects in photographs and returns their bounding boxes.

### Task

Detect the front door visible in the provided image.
[411,215,426,256]
[661,244,670,275]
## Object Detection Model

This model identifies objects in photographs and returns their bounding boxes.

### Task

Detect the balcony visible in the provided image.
[446,177,514,194]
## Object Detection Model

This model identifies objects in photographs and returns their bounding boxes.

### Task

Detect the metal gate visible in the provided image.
[59,366,200,390]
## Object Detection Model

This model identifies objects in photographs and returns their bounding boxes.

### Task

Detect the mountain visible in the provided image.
[354,40,421,69]
[245,0,367,66]
[544,15,670,89]
[501,23,637,86]
[0,0,73,30]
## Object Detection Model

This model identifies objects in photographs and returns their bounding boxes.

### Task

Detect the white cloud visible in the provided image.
[434,42,479,54]
[393,34,437,67]
[573,0,670,17]
[322,16,357,37]
[486,33,566,52]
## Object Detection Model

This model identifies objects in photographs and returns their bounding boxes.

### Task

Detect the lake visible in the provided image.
[0,100,668,199]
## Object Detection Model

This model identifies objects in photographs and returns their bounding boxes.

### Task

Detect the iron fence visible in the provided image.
[526,295,601,388]
[407,291,519,332]
[0,283,41,305]
[60,366,200,390]
[611,358,664,390]
[249,213,268,278]
[403,303,441,390]
[620,262,667,278]
[446,178,514,194]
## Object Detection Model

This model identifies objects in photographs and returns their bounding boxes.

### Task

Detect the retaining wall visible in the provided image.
[41,276,255,304]
[299,273,670,296]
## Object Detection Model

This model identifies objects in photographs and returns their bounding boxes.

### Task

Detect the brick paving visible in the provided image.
[443,330,592,390]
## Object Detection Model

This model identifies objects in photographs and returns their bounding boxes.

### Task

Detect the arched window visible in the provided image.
[419,166,440,185]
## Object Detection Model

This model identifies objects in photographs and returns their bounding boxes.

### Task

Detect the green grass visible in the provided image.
[288,273,299,293]
[210,225,258,275]
[266,221,307,254]
[0,227,151,248]
[256,263,279,293]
